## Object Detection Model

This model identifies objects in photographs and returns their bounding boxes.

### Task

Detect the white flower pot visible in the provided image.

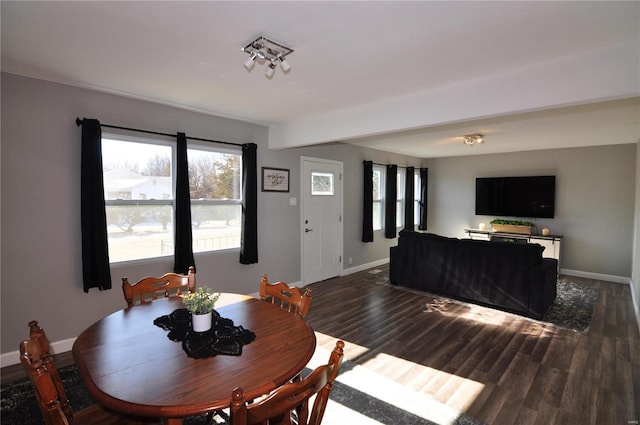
[192,312,212,332]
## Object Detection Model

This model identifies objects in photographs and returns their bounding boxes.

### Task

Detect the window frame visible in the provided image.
[102,133,243,265]
[372,165,384,231]
[187,141,243,255]
[396,169,405,228]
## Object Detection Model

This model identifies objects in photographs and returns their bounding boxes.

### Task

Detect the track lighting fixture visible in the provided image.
[242,36,294,78]
[463,134,485,146]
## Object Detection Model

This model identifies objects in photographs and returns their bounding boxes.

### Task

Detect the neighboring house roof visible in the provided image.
[103,169,171,198]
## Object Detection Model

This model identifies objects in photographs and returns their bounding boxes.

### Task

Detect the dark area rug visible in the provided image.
[1,362,485,425]
[367,271,599,334]
[0,365,224,425]
[543,278,599,333]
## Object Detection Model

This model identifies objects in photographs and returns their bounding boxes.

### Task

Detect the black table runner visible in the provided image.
[153,308,256,358]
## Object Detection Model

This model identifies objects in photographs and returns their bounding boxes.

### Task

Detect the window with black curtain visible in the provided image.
[79,119,258,291]
[384,164,397,238]
[419,167,428,230]
[80,119,112,292]
[404,166,415,231]
[174,132,196,274]
[362,161,374,242]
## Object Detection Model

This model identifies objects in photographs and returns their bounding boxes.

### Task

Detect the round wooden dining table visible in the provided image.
[72,293,317,425]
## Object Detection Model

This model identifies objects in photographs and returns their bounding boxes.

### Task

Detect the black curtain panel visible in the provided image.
[361,160,374,242]
[419,167,428,230]
[240,143,258,264]
[174,132,196,274]
[404,166,415,231]
[80,119,112,292]
[384,164,398,238]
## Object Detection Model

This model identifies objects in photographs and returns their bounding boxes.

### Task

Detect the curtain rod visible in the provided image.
[75,118,243,148]
[370,162,417,169]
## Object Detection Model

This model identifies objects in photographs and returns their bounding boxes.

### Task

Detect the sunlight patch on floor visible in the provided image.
[320,402,388,425]
[309,334,486,425]
[361,351,486,412]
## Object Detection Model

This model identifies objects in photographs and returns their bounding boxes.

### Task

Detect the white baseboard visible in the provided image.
[3,264,634,368]
[561,268,631,285]
[342,258,389,276]
[630,278,640,337]
[1,337,76,368]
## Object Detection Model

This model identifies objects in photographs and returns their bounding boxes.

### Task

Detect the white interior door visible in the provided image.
[301,157,343,284]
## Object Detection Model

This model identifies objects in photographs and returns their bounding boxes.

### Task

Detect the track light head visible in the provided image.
[279,56,291,72]
[265,62,276,78]
[244,53,257,71]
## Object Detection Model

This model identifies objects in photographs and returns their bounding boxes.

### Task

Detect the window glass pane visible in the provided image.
[373,202,382,231]
[311,171,334,195]
[191,204,241,252]
[373,169,382,201]
[372,167,384,230]
[103,137,174,263]
[414,173,421,224]
[188,148,241,200]
[106,205,174,262]
[188,145,242,253]
[396,171,403,228]
[102,139,172,201]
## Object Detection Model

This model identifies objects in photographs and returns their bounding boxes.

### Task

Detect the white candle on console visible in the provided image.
[479,223,486,230]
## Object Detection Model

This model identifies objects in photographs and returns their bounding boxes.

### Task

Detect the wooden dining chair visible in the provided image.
[230,340,345,425]
[20,321,159,425]
[259,273,312,318]
[122,266,196,307]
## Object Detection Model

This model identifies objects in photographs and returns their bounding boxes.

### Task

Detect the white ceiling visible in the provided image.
[2,1,639,158]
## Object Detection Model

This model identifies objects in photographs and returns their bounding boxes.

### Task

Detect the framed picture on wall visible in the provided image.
[262,167,290,192]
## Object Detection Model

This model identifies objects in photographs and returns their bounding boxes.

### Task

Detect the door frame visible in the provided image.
[300,156,344,285]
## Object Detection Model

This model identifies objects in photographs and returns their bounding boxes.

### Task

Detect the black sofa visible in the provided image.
[389,231,557,319]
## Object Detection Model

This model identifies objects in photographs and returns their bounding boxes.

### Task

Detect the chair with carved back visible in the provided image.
[259,274,312,318]
[230,340,344,425]
[122,266,196,307]
[20,321,158,425]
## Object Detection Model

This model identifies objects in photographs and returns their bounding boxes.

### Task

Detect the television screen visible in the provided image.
[475,176,555,218]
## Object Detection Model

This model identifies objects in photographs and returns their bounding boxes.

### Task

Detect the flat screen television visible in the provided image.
[475,176,556,218]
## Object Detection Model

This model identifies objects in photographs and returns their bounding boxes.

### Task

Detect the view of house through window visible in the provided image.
[102,136,241,263]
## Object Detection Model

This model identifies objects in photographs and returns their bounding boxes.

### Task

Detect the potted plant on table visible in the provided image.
[490,218,534,235]
[181,287,220,332]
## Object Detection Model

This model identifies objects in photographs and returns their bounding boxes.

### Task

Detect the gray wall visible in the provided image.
[0,73,423,356]
[1,72,638,359]
[634,141,640,325]
[423,145,637,278]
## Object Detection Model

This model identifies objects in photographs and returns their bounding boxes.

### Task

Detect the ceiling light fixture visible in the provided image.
[464,134,485,146]
[242,36,294,78]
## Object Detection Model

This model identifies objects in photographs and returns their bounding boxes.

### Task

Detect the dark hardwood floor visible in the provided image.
[4,264,639,425]
[304,265,640,425]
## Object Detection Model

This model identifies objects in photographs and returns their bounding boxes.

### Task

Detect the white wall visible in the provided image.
[423,145,636,279]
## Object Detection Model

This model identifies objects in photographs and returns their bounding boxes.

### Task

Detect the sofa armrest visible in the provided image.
[528,258,558,319]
